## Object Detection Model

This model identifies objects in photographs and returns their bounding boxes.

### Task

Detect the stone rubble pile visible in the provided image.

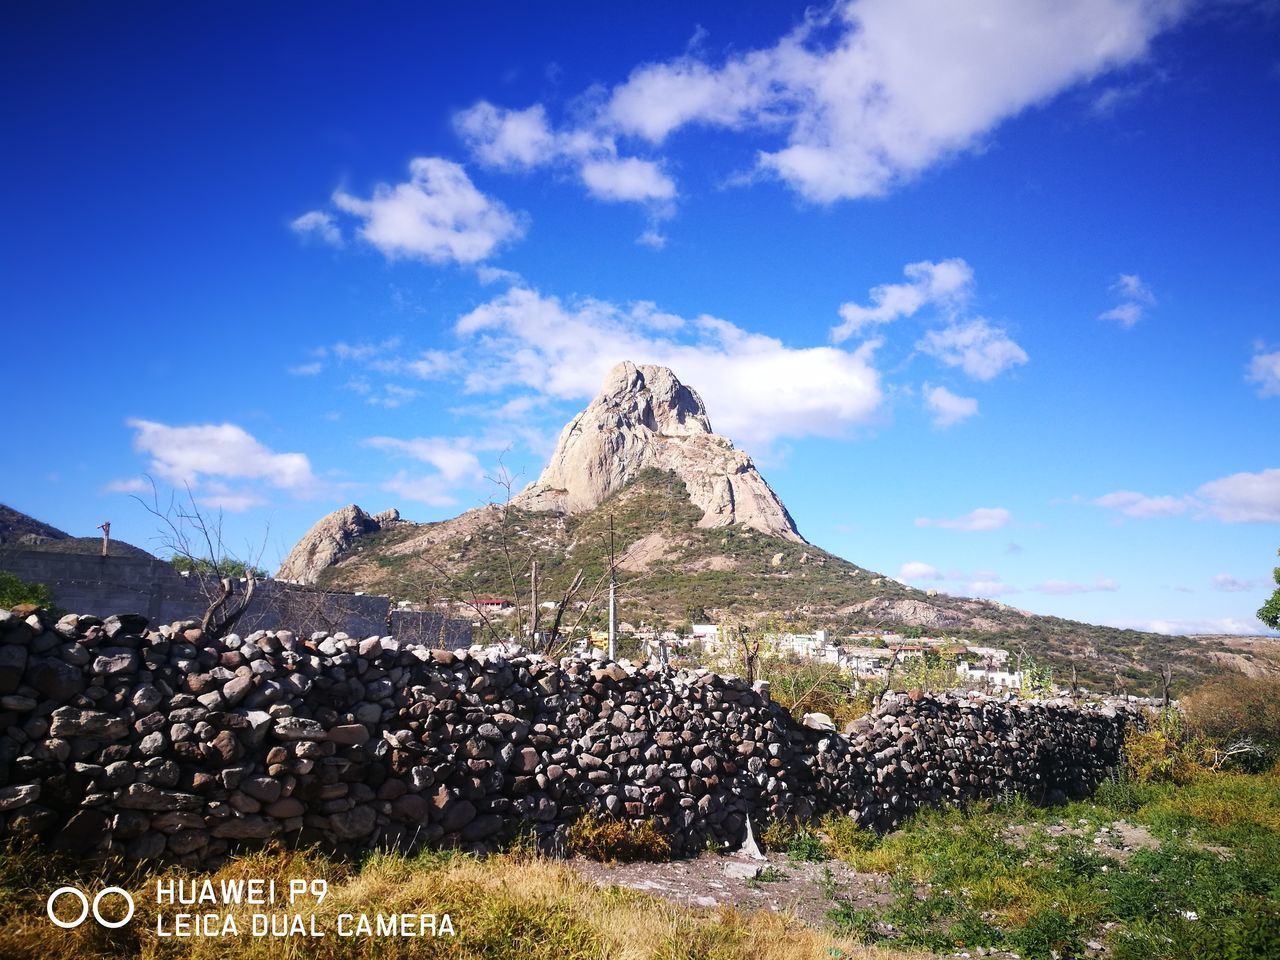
[0,608,1137,865]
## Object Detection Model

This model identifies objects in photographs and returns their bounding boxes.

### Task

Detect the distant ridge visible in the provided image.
[0,503,71,546]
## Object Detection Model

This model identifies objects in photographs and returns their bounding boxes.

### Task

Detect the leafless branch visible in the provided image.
[130,476,259,640]
[543,568,585,652]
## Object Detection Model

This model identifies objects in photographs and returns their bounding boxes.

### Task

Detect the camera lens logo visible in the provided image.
[46,886,135,929]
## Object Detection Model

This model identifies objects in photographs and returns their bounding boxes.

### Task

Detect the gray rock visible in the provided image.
[49,707,128,740]
[272,717,327,741]
[211,816,282,839]
[329,805,376,840]
[723,861,763,880]
[0,784,40,811]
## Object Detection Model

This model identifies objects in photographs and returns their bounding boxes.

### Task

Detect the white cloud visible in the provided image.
[914,507,1011,531]
[471,0,1188,208]
[833,259,973,341]
[290,210,342,246]
[967,579,1020,597]
[195,482,268,513]
[332,338,401,362]
[453,103,560,169]
[366,385,420,409]
[295,339,456,408]
[636,228,668,250]
[368,435,494,508]
[364,436,485,485]
[605,55,771,143]
[1196,468,1280,523]
[1037,577,1119,595]
[899,561,942,581]
[381,470,462,508]
[451,286,883,447]
[402,350,457,380]
[1099,272,1156,327]
[1108,616,1274,636]
[1212,573,1267,593]
[1093,489,1190,518]
[329,157,524,265]
[833,260,1025,388]
[917,319,1029,381]
[475,265,523,286]
[104,476,152,495]
[1115,273,1155,302]
[1246,348,1280,397]
[1092,468,1280,523]
[923,384,978,428]
[125,419,317,499]
[456,101,675,216]
[579,157,676,202]
[1098,303,1143,327]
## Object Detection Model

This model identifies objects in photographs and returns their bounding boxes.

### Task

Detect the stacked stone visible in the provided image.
[812,692,1130,832]
[0,607,1138,865]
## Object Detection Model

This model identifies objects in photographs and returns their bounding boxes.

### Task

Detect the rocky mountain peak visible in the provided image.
[597,360,715,437]
[516,362,804,542]
[276,504,401,583]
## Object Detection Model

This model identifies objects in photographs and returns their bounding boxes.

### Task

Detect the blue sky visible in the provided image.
[3,0,1278,635]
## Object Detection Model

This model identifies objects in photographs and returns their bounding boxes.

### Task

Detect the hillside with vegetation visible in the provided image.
[312,469,1271,695]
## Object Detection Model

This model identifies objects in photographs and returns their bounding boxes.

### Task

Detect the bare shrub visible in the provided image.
[1183,675,1280,772]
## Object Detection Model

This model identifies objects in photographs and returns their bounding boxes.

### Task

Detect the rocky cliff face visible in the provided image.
[276,505,401,583]
[516,361,804,542]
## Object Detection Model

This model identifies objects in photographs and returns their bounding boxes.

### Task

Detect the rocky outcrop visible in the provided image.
[840,597,1019,633]
[516,362,803,542]
[276,505,401,584]
[0,606,1138,865]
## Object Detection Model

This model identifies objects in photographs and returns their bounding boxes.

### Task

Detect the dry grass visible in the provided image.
[0,845,928,960]
[565,815,672,862]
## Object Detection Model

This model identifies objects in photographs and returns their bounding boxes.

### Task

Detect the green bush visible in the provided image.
[170,555,267,579]
[1123,710,1208,784]
[786,829,828,863]
[759,818,830,861]
[0,571,52,610]
[818,814,879,859]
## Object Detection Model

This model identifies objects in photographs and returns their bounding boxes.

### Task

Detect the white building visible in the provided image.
[956,660,1023,689]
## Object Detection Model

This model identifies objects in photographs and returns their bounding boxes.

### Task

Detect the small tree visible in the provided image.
[171,555,266,579]
[1258,548,1280,630]
[133,479,264,640]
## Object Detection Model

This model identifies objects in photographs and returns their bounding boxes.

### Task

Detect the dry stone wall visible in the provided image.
[0,608,1137,865]
[0,548,472,647]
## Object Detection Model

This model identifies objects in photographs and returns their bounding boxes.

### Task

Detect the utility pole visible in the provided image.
[607,514,617,661]
[96,521,110,558]
[529,559,538,641]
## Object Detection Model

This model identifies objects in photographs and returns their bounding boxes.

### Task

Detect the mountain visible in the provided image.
[0,503,155,559]
[515,362,802,542]
[0,503,71,545]
[279,363,1276,694]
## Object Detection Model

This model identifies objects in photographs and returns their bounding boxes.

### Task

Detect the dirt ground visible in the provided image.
[569,851,892,929]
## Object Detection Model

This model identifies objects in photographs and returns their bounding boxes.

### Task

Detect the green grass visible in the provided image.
[819,766,1280,960]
